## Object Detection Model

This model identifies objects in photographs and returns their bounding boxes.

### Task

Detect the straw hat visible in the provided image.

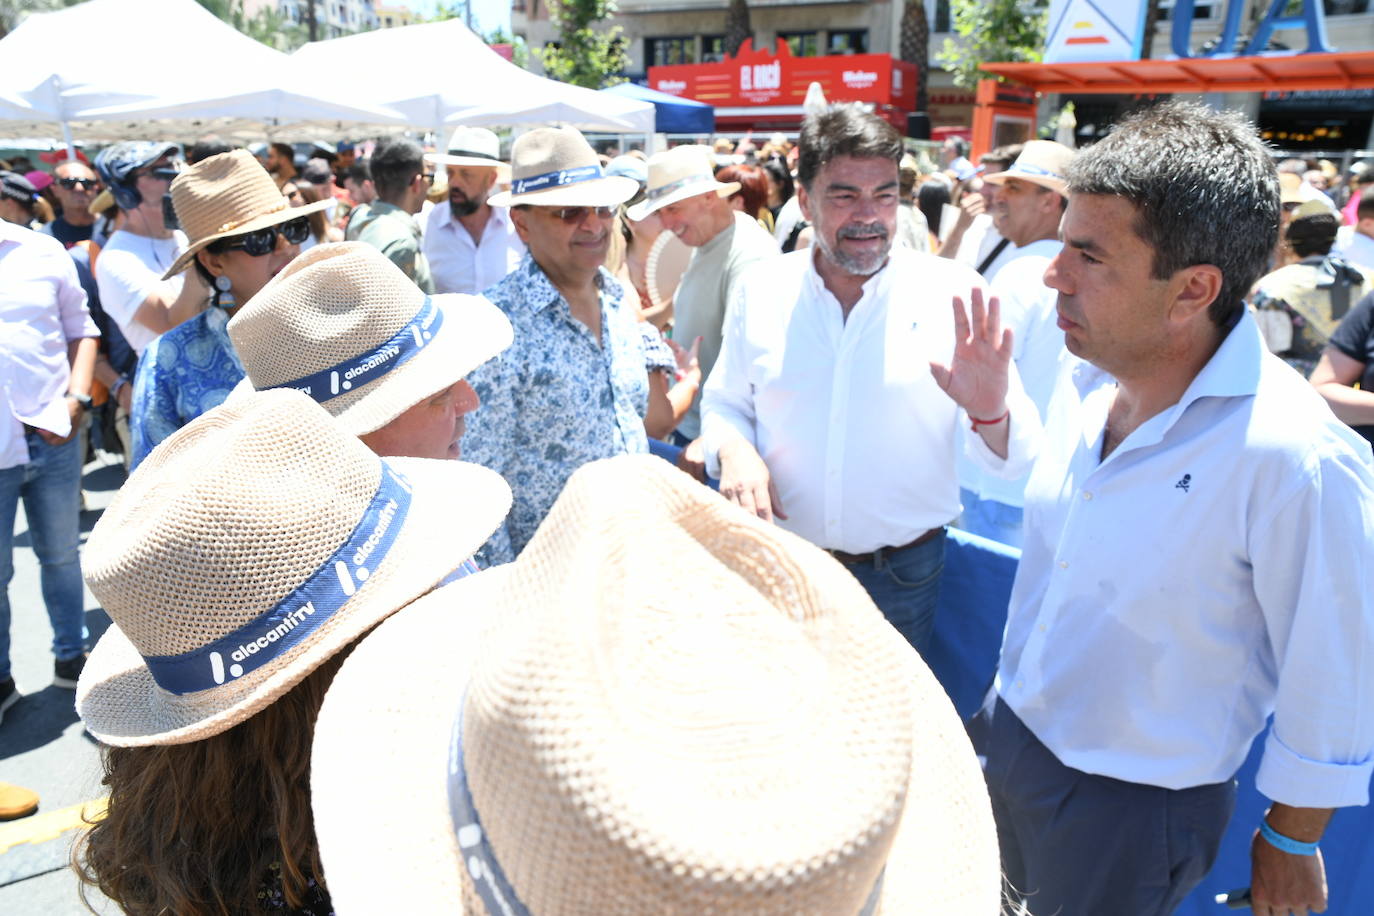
[226,242,513,436]
[1279,172,1305,205]
[76,388,512,747]
[627,145,740,221]
[311,455,1000,914]
[487,127,638,208]
[427,126,505,169]
[982,139,1074,196]
[162,149,330,279]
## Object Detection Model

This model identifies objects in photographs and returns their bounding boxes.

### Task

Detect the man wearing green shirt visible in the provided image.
[349,137,435,294]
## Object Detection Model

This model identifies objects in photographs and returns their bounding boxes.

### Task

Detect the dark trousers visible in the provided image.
[980,698,1236,916]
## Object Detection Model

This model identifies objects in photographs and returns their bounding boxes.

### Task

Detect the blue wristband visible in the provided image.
[1259,819,1319,856]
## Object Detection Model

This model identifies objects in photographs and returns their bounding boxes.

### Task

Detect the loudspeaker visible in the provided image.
[906,113,932,141]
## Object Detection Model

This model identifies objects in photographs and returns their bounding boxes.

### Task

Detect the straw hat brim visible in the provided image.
[981,169,1066,197]
[310,567,1001,914]
[229,292,513,436]
[626,179,740,222]
[162,197,333,280]
[76,457,512,747]
[488,174,639,209]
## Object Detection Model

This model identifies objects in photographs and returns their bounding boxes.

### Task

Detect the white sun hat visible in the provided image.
[626,144,740,221]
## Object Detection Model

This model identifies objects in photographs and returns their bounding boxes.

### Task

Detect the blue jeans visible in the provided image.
[0,431,88,681]
[957,487,1024,549]
[839,529,946,657]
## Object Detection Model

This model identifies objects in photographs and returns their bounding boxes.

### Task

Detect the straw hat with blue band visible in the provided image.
[626,144,740,222]
[487,127,638,209]
[981,139,1075,196]
[310,454,1000,915]
[75,388,512,747]
[226,242,513,436]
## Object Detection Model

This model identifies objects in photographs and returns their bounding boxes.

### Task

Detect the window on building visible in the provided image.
[827,29,868,54]
[1156,0,1220,19]
[779,31,820,57]
[646,36,696,67]
[702,34,726,63]
[935,0,951,33]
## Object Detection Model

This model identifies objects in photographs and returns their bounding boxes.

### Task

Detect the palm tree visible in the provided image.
[900,0,931,113]
[725,0,752,56]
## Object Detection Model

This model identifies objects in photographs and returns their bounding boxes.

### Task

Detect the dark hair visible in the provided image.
[369,137,424,202]
[294,183,331,242]
[945,137,970,158]
[917,179,951,238]
[1286,210,1339,257]
[188,140,234,165]
[716,163,768,219]
[761,158,793,205]
[797,103,903,191]
[1066,100,1278,327]
[981,143,1024,171]
[1358,186,1374,222]
[269,142,295,163]
[344,161,372,185]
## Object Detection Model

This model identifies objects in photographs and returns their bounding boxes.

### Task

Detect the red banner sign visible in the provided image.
[648,39,917,112]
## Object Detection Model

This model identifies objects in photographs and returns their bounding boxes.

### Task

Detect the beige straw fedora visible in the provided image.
[76,388,512,747]
[427,126,506,170]
[626,144,740,221]
[487,127,638,209]
[162,149,330,279]
[226,242,513,436]
[981,139,1074,196]
[311,455,1000,915]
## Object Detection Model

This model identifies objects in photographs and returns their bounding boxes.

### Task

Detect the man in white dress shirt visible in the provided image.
[986,101,1374,916]
[422,128,526,296]
[701,104,1040,656]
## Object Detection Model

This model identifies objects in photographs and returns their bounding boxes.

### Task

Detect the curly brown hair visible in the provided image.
[73,650,351,915]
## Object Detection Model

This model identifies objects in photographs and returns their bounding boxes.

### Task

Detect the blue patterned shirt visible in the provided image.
[130,306,245,468]
[463,253,649,564]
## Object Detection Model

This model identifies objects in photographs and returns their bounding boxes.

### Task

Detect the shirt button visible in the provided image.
[1015,679,1024,689]
[1082,491,1093,501]
[1058,560,1069,569]
[1038,624,1046,632]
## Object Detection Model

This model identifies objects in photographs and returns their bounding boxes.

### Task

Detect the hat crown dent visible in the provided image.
[170,150,290,247]
[509,127,600,181]
[84,390,381,659]
[462,455,913,913]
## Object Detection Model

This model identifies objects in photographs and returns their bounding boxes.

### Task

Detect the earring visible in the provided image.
[213,274,235,309]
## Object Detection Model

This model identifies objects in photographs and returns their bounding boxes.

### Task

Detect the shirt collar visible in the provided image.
[803,245,895,312]
[512,252,616,315]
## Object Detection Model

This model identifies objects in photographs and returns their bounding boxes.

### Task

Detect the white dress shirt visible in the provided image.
[701,247,1041,554]
[1335,225,1374,274]
[0,221,98,469]
[424,203,526,295]
[999,309,1374,807]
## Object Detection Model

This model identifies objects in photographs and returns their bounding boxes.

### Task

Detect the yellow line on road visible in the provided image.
[0,797,106,855]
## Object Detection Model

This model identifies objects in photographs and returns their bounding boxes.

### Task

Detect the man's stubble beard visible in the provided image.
[816,222,891,277]
[450,196,481,219]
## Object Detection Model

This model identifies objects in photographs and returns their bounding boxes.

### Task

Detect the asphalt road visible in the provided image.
[0,453,123,915]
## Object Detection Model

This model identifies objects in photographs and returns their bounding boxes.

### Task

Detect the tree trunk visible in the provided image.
[1139,0,1162,59]
[305,0,317,42]
[724,0,752,56]
[900,0,931,112]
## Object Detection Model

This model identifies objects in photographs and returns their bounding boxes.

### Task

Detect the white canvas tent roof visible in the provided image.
[0,0,407,143]
[293,20,654,134]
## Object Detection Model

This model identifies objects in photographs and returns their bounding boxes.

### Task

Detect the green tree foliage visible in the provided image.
[936,0,1048,88]
[538,0,629,88]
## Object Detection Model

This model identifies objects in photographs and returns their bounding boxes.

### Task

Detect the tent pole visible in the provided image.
[62,121,76,160]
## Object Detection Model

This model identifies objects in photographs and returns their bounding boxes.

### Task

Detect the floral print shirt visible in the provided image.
[130,305,245,468]
[463,253,649,564]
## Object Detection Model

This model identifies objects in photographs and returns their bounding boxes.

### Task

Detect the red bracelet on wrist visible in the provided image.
[969,409,1010,430]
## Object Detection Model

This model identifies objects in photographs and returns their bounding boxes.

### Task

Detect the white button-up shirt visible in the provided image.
[0,221,98,469]
[701,247,1041,554]
[1000,309,1374,807]
[423,203,526,295]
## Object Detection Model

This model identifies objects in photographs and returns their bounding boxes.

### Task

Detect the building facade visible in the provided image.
[243,0,380,38]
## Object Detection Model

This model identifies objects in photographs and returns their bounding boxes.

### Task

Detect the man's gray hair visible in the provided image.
[797,103,903,191]
[1067,101,1278,327]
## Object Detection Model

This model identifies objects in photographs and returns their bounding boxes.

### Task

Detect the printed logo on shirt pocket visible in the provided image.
[1175,473,1192,493]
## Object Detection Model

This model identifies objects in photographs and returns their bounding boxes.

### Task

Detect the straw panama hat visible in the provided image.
[311,455,1000,915]
[162,149,330,279]
[75,388,512,747]
[982,139,1075,197]
[627,145,741,221]
[226,242,513,436]
[428,126,506,170]
[487,127,638,209]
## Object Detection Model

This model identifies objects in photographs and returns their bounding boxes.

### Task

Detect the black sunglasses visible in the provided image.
[56,177,100,191]
[210,217,311,256]
[550,205,614,223]
[141,166,182,182]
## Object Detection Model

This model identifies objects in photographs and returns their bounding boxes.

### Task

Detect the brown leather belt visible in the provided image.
[827,527,943,566]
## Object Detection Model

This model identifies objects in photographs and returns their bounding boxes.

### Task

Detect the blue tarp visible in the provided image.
[600,82,714,135]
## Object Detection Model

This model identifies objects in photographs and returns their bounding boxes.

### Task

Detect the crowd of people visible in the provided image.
[1,100,1373,916]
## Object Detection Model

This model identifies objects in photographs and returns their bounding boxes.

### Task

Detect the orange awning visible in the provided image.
[982,51,1374,95]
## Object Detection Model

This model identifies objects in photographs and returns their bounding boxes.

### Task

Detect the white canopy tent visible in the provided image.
[0,0,407,146]
[293,20,655,135]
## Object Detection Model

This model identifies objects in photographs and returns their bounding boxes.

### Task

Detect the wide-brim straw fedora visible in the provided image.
[427,126,508,172]
[162,149,330,279]
[626,144,740,221]
[982,139,1074,197]
[311,455,1000,915]
[76,388,511,747]
[226,242,513,436]
[487,126,638,209]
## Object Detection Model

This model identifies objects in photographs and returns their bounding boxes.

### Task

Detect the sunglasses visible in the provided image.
[56,177,100,191]
[550,205,614,223]
[210,217,311,256]
[139,166,182,182]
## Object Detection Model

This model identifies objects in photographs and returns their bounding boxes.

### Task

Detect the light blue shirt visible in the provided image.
[999,309,1374,808]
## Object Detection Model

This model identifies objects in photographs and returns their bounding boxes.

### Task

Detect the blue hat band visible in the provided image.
[511,164,603,196]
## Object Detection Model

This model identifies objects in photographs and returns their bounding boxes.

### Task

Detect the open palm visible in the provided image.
[929,287,1013,420]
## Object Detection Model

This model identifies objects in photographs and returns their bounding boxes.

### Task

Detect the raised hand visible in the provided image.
[929,287,1013,421]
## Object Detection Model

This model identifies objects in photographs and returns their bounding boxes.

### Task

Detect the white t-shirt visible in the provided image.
[95,229,188,355]
[1335,225,1374,274]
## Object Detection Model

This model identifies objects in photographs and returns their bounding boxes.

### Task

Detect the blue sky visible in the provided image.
[399,0,511,36]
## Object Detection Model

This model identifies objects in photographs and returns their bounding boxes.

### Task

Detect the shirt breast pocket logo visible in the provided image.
[1175,473,1191,493]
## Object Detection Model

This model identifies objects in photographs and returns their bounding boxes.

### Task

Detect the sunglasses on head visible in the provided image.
[209,217,311,257]
[56,177,99,191]
[549,205,614,223]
